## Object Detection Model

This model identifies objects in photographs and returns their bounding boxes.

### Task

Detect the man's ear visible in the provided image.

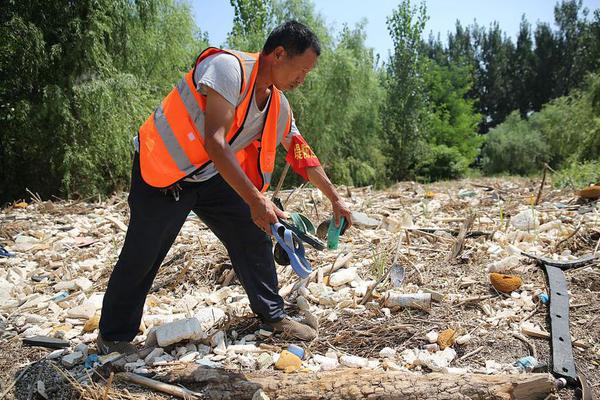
[274,46,287,62]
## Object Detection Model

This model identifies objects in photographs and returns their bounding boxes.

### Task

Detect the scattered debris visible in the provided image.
[1,177,598,398]
[489,272,523,293]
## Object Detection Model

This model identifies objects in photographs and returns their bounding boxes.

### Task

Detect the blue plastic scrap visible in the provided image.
[0,245,15,258]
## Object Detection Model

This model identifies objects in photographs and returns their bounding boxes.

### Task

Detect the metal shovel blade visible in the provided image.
[390,264,405,287]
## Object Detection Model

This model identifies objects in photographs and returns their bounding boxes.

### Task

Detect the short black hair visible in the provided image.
[262,20,321,57]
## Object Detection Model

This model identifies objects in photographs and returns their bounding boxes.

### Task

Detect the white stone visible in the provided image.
[211,331,227,355]
[455,334,472,345]
[511,209,540,231]
[155,317,206,347]
[401,347,457,372]
[133,367,150,375]
[379,347,396,358]
[329,268,358,287]
[194,307,226,331]
[62,351,84,368]
[54,280,77,291]
[47,349,67,360]
[179,351,199,362]
[252,389,271,400]
[74,343,89,357]
[313,354,339,370]
[197,358,222,368]
[124,360,145,372]
[257,353,273,370]
[340,355,369,368]
[74,277,93,291]
[425,330,439,343]
[486,256,520,273]
[67,303,96,319]
[227,344,261,354]
[13,235,40,251]
[144,348,164,364]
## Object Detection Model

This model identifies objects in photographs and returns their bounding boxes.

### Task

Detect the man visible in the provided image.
[97,20,352,355]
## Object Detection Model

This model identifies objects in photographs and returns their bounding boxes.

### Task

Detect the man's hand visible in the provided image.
[332,197,353,228]
[250,196,288,233]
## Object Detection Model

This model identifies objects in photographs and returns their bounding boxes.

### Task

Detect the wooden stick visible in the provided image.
[512,332,537,359]
[534,163,548,206]
[272,163,290,200]
[117,372,202,399]
[103,372,114,400]
[447,214,476,262]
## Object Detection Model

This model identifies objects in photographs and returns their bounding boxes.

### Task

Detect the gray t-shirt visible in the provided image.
[134,52,300,183]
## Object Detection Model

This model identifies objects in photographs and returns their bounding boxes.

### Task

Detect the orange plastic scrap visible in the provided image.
[578,185,600,199]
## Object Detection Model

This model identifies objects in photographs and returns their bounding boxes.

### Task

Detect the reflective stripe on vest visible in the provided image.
[139,48,292,190]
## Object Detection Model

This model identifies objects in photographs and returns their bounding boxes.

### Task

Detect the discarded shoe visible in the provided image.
[0,244,14,258]
[278,218,325,251]
[96,335,137,355]
[271,222,312,278]
[269,317,317,341]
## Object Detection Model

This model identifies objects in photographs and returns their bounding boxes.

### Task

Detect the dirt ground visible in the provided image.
[0,176,598,399]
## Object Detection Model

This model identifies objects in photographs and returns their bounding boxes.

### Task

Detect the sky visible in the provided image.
[192,0,600,57]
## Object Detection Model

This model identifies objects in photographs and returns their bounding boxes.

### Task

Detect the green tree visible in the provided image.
[477,22,516,132]
[0,0,205,203]
[227,0,270,51]
[481,112,550,175]
[512,16,536,117]
[422,61,483,164]
[532,22,559,111]
[382,0,429,180]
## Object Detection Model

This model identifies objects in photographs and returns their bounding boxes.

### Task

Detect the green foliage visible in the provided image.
[481,73,600,177]
[0,0,206,203]
[422,59,483,165]
[481,112,551,175]
[228,0,270,51]
[382,0,429,180]
[249,2,387,188]
[416,145,469,181]
[2,0,600,203]
[552,160,600,189]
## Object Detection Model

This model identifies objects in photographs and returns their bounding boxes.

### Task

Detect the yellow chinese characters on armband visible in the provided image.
[286,135,321,180]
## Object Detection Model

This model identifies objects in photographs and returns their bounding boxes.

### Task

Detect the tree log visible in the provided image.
[159,366,555,400]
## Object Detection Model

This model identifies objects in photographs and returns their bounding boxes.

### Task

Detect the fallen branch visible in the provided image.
[160,367,556,400]
[447,214,476,262]
[535,163,548,206]
[117,372,202,399]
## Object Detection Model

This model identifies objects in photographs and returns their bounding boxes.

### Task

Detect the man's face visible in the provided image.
[271,46,318,91]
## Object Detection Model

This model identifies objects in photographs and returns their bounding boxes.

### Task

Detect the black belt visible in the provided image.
[522,251,598,400]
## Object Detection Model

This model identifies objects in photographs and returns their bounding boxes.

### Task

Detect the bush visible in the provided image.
[415,144,469,181]
[552,160,600,189]
[481,112,551,175]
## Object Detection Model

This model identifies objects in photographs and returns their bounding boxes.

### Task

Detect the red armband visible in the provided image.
[285,135,321,180]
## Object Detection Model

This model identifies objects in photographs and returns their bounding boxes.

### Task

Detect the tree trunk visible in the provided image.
[160,366,555,400]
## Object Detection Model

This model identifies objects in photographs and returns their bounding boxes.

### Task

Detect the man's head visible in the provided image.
[262,21,321,91]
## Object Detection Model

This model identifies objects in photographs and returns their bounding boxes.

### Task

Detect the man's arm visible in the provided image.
[203,86,284,232]
[306,166,353,228]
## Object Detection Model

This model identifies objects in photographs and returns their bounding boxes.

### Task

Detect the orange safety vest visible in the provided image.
[138,47,292,191]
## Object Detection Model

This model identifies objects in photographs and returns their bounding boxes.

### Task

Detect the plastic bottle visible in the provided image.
[327,217,346,250]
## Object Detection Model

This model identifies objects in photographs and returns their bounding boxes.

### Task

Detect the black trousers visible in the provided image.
[99,154,285,341]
